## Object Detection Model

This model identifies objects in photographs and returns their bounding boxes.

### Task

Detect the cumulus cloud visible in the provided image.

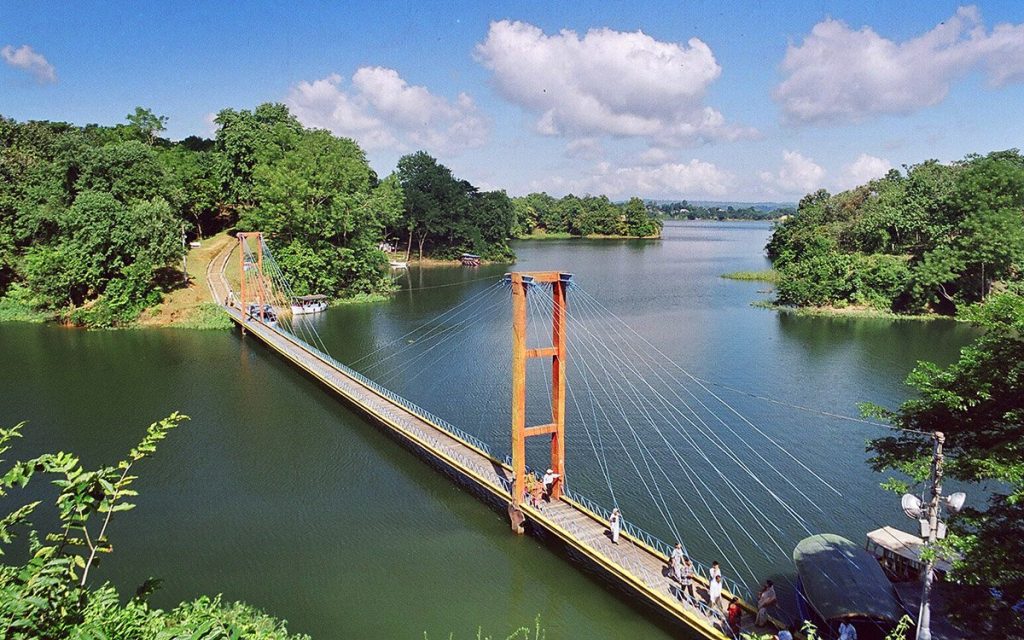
[531,159,733,199]
[775,7,1024,125]
[565,137,604,160]
[760,151,826,194]
[287,68,488,155]
[475,20,755,146]
[840,153,893,189]
[1,44,56,83]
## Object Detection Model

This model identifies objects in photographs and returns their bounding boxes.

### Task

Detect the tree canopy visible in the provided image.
[864,289,1024,634]
[766,150,1024,314]
[511,192,661,238]
[395,150,515,260]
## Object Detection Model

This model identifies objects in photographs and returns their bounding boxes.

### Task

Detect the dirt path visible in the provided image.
[137,233,234,328]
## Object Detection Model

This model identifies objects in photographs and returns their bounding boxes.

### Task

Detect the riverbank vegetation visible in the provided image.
[0,106,522,328]
[0,414,310,639]
[865,289,1024,635]
[511,193,661,239]
[766,150,1024,317]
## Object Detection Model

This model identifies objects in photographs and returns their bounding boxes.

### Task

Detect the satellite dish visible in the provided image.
[946,491,967,513]
[902,494,924,520]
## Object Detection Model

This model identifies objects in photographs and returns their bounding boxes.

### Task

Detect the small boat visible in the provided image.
[865,526,954,582]
[794,534,910,640]
[389,260,408,269]
[246,303,278,326]
[290,294,328,315]
[461,253,481,267]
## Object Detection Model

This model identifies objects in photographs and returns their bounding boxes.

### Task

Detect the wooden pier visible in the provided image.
[209,240,782,640]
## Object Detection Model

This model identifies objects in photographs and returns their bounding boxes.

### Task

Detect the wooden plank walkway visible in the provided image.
[210,243,782,640]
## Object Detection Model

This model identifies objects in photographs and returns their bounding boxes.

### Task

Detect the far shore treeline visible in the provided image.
[0,104,662,328]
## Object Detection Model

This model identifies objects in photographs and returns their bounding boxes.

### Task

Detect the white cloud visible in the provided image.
[759,150,826,194]
[565,138,603,160]
[475,20,755,146]
[531,159,733,198]
[775,6,1024,125]
[286,68,488,155]
[1,44,56,83]
[840,153,893,189]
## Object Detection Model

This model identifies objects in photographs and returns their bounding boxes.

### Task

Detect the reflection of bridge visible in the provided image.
[209,233,787,640]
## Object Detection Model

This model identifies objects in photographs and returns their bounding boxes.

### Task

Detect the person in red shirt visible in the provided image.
[726,596,742,636]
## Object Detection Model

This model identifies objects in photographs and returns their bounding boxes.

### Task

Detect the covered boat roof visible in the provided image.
[293,294,327,301]
[794,534,905,623]
[866,526,954,573]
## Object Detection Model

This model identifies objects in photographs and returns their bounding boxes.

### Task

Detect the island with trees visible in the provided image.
[511,193,662,239]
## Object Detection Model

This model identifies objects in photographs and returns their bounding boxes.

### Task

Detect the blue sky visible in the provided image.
[3,1,1023,201]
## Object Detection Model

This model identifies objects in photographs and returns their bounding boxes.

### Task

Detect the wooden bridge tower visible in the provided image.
[508,271,572,533]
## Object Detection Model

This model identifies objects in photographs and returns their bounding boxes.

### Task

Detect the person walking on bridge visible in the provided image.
[608,507,621,543]
[542,468,560,500]
[680,556,696,603]
[670,543,684,582]
[726,596,742,636]
[708,573,724,613]
[755,579,777,627]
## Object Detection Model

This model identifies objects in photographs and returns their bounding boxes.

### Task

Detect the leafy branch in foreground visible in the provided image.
[0,413,309,639]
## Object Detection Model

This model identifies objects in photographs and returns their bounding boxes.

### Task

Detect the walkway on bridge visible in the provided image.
[209,234,791,640]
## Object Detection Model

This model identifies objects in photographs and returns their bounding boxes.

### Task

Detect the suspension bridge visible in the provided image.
[205,232,849,639]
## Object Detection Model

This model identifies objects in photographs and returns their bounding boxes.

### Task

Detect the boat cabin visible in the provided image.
[866,526,953,582]
[290,294,328,315]
[460,253,481,266]
[794,533,910,640]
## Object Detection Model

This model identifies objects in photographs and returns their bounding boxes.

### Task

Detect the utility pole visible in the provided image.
[916,431,944,640]
[181,224,188,284]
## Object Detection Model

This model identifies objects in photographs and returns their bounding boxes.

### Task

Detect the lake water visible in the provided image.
[0,221,974,638]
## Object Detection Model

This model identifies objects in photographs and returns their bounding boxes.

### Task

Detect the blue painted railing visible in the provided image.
[269,319,753,608]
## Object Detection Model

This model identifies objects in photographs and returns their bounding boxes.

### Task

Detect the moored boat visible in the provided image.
[461,253,481,266]
[290,294,328,315]
[794,534,911,639]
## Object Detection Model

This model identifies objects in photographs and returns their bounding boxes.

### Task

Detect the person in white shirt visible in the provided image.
[608,507,621,543]
[709,560,722,582]
[708,574,724,613]
[542,468,560,500]
[670,543,684,582]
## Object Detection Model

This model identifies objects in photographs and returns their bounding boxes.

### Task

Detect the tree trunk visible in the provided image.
[417,233,426,261]
[405,232,413,262]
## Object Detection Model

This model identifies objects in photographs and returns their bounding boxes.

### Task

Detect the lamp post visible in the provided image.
[900,431,966,640]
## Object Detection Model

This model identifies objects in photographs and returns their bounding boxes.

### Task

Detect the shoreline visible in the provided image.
[516,231,661,241]
[752,300,959,322]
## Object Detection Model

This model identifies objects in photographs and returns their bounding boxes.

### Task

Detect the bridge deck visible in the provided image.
[211,243,775,639]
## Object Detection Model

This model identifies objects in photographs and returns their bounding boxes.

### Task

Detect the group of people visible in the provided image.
[667,544,747,634]
[522,469,561,510]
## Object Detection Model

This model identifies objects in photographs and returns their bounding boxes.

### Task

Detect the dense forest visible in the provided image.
[651,200,794,221]
[0,105,519,327]
[766,150,1024,315]
[511,192,661,238]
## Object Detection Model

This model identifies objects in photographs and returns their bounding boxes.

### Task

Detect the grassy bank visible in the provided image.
[752,300,953,321]
[137,232,236,329]
[721,269,779,283]
[0,285,54,323]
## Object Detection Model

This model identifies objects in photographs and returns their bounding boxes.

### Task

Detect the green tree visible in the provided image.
[242,129,399,296]
[124,106,168,145]
[865,290,1024,635]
